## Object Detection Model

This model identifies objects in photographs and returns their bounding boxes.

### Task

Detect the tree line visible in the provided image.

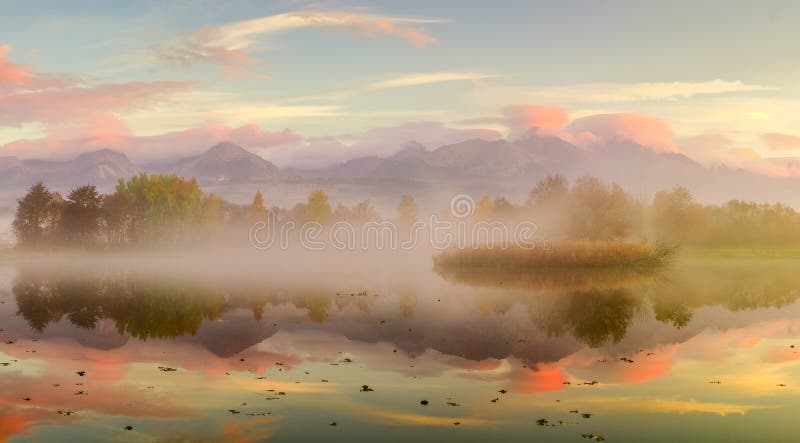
[11,172,800,249]
[11,174,420,248]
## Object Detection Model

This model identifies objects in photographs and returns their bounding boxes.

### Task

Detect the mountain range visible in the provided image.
[3,134,800,207]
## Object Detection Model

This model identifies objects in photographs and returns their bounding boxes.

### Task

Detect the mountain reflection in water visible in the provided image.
[0,257,799,442]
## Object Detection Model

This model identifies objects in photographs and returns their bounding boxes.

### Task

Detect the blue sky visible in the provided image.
[1,1,800,172]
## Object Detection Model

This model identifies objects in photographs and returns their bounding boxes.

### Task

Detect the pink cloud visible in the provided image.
[761,132,800,151]
[0,44,72,93]
[502,104,569,137]
[157,11,440,75]
[514,362,568,394]
[566,112,678,152]
[460,104,570,140]
[342,15,436,47]
[763,346,800,364]
[0,45,29,88]
[0,80,193,126]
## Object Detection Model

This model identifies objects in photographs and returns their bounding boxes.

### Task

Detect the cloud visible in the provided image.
[0,80,194,127]
[369,72,492,90]
[0,43,195,133]
[566,112,677,152]
[0,45,29,88]
[761,132,800,151]
[156,11,445,74]
[0,44,72,93]
[501,104,569,138]
[288,72,495,103]
[460,104,569,140]
[527,79,776,103]
[578,396,774,416]
[679,133,800,176]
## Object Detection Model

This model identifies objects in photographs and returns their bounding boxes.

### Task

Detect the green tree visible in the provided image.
[101,192,131,245]
[115,174,205,243]
[12,182,60,247]
[63,185,103,246]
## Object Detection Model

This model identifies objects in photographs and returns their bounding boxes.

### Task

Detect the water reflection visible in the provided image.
[1,258,799,442]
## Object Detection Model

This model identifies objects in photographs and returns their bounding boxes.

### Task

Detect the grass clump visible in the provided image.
[433,241,674,269]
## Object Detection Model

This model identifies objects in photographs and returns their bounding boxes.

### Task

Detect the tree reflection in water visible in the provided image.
[11,258,800,349]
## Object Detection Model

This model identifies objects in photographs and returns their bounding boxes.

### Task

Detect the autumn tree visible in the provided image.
[473,196,494,220]
[650,185,707,245]
[249,191,266,222]
[395,195,418,226]
[352,200,379,223]
[202,194,225,225]
[493,197,515,219]
[527,175,569,210]
[567,176,635,241]
[333,203,352,221]
[304,189,332,223]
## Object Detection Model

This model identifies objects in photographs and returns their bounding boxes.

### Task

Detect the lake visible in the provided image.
[0,252,798,442]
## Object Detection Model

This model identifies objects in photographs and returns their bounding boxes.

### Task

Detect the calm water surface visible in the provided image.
[0,253,798,442]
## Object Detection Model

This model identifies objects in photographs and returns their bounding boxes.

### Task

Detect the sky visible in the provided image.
[2,0,800,173]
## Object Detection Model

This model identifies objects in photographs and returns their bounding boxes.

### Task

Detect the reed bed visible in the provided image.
[433,241,674,269]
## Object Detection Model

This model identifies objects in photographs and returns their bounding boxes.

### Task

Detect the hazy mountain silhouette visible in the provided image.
[0,148,139,188]
[5,134,800,206]
[167,142,279,183]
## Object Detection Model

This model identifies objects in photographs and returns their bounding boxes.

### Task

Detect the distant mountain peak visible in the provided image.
[73,148,131,164]
[175,142,278,182]
[204,142,254,160]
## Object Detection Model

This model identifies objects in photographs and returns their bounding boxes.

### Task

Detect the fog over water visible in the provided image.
[0,249,799,442]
